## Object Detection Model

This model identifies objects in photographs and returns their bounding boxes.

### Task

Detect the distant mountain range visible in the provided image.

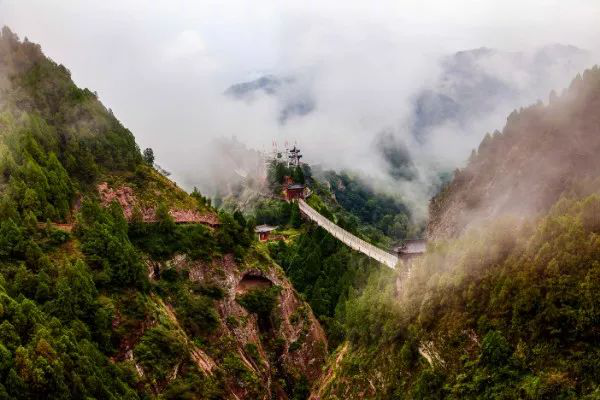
[224,45,593,194]
[224,74,315,124]
[411,44,590,140]
[224,44,590,137]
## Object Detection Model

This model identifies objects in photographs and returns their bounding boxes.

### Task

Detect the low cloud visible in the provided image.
[1,0,598,221]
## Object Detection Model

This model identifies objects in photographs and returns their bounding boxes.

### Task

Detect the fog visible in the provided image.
[1,0,599,219]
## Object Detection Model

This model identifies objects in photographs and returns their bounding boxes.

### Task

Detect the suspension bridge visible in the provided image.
[298,199,399,269]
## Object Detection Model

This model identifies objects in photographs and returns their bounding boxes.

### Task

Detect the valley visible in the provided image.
[1,9,600,399]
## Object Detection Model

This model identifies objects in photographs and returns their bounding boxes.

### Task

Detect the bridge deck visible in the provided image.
[298,199,398,269]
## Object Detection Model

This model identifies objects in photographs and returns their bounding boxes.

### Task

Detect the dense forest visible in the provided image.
[429,65,600,239]
[249,161,417,349]
[4,21,600,400]
[268,225,381,348]
[0,27,327,399]
[314,67,600,399]
[319,171,415,241]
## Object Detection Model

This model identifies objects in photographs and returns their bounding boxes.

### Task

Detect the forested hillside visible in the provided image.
[313,67,600,399]
[5,21,600,400]
[429,66,600,239]
[242,161,418,349]
[0,27,327,399]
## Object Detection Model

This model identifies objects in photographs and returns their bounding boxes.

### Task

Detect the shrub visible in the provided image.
[134,325,187,382]
[236,286,281,325]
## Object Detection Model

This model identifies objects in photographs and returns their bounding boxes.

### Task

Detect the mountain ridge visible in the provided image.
[311,65,600,399]
[0,26,327,399]
[429,65,600,239]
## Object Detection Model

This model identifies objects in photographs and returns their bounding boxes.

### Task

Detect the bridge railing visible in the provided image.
[298,199,398,269]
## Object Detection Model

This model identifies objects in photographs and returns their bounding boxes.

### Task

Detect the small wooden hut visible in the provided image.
[254,224,278,241]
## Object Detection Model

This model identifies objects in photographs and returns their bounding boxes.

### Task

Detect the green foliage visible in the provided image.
[0,271,137,399]
[76,200,148,290]
[0,219,25,260]
[191,186,211,208]
[134,325,187,382]
[344,268,403,346]
[192,283,225,300]
[254,199,292,226]
[289,202,302,228]
[0,27,303,399]
[159,370,222,400]
[176,292,219,336]
[221,353,262,396]
[236,286,281,325]
[237,286,281,316]
[214,211,253,260]
[321,170,415,240]
[253,198,303,229]
[129,209,216,261]
[291,166,305,184]
[143,147,155,165]
[52,260,98,322]
[480,330,511,366]
[290,375,310,400]
[430,66,600,238]
[270,225,379,346]
[267,160,291,189]
[330,193,600,398]
[411,368,446,400]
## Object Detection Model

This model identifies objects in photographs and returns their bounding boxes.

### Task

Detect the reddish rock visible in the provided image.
[97,182,220,227]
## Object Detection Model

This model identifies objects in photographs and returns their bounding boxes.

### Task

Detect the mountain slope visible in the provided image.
[429,66,600,239]
[313,66,600,399]
[0,27,326,399]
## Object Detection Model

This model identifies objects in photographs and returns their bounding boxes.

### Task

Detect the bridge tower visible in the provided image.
[288,143,302,167]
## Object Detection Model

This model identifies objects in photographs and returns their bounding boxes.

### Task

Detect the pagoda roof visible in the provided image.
[287,184,305,190]
[255,224,278,233]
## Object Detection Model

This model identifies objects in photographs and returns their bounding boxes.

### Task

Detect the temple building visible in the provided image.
[282,175,306,201]
[255,224,278,241]
[284,183,305,201]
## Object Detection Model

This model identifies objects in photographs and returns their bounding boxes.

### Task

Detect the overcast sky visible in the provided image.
[1,0,599,207]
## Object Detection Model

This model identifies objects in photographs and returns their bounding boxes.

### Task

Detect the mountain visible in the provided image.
[411,45,590,140]
[222,47,591,192]
[0,27,326,399]
[377,45,591,189]
[226,46,590,135]
[224,74,315,123]
[312,66,600,399]
[5,22,600,400]
[429,65,600,239]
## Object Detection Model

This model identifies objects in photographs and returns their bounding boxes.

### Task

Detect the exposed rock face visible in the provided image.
[98,182,137,218]
[236,274,274,294]
[309,342,349,400]
[161,254,328,399]
[97,182,220,226]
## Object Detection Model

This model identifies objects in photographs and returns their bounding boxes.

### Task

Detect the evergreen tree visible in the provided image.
[142,147,154,165]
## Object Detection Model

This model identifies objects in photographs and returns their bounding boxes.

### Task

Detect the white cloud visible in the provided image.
[0,0,598,216]
[165,30,207,59]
